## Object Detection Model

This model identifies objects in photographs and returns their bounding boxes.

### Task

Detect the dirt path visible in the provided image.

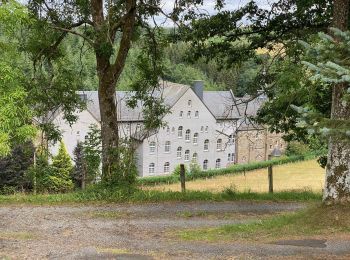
[0,201,349,259]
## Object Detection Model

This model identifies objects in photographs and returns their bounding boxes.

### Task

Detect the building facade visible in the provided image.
[50,81,284,177]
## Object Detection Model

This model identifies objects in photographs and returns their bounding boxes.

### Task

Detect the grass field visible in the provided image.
[147,160,325,193]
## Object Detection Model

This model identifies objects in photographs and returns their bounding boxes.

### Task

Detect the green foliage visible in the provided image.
[106,140,138,187]
[172,164,188,176]
[293,29,350,139]
[0,1,36,156]
[52,141,73,179]
[28,141,74,193]
[0,186,321,205]
[189,162,201,175]
[285,141,310,156]
[72,141,86,188]
[83,124,101,183]
[0,142,34,194]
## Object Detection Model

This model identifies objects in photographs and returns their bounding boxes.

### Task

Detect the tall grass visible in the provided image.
[0,184,321,205]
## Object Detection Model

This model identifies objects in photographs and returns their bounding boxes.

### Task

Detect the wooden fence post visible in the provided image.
[268,154,273,193]
[180,164,186,193]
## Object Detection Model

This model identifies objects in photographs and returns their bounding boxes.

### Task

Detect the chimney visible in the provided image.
[192,80,204,100]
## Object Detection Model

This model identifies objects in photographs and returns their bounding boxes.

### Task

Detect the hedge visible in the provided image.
[138,153,316,186]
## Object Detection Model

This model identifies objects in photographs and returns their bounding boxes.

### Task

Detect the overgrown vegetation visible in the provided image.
[0,185,321,205]
[178,204,350,242]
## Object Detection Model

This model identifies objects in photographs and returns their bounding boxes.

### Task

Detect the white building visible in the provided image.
[50,81,270,177]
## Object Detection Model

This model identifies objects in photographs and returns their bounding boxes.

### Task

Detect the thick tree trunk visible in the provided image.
[91,0,136,181]
[98,72,120,180]
[323,0,350,203]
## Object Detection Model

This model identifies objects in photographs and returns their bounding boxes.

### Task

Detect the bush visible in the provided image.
[172,164,188,176]
[285,141,310,156]
[0,142,34,194]
[27,141,74,193]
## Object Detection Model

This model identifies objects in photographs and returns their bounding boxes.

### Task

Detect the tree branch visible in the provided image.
[49,25,94,46]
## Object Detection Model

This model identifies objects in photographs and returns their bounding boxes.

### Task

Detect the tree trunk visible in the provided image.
[323,0,350,203]
[91,0,136,181]
[98,71,120,180]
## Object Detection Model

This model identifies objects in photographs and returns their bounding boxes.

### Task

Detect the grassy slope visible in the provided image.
[178,204,350,242]
[148,160,324,193]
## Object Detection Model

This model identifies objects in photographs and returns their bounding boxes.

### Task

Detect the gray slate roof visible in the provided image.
[78,81,264,122]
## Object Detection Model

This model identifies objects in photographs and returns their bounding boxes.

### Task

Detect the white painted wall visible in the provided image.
[50,110,100,158]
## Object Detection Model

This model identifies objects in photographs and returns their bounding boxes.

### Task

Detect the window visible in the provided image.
[184,150,190,161]
[149,163,155,174]
[204,139,209,151]
[136,123,141,131]
[193,133,198,144]
[179,111,183,118]
[270,144,272,149]
[228,153,231,162]
[149,141,156,153]
[185,129,191,141]
[178,126,183,138]
[76,131,80,136]
[165,141,171,153]
[203,160,208,170]
[166,126,170,134]
[192,153,198,163]
[280,143,283,148]
[177,147,182,158]
[216,139,222,150]
[164,162,170,173]
[188,100,192,106]
[205,126,208,132]
[195,111,199,118]
[171,127,175,134]
[229,135,234,144]
[187,111,191,118]
[201,126,204,132]
[215,159,221,169]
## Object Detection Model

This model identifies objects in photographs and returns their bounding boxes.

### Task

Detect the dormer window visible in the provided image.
[187,111,191,118]
[179,111,183,118]
[188,100,192,106]
[195,111,199,118]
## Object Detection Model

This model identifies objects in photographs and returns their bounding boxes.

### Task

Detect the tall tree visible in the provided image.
[26,0,182,181]
[323,0,350,202]
[182,0,350,203]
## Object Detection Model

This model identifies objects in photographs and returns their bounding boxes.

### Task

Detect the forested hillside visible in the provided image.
[63,33,262,95]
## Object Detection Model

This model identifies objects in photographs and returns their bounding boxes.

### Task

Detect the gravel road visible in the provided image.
[0,201,349,259]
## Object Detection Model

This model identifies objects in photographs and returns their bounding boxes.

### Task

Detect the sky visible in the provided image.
[154,0,275,26]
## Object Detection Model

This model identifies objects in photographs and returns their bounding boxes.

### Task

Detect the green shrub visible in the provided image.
[27,141,74,193]
[285,141,310,156]
[172,164,188,176]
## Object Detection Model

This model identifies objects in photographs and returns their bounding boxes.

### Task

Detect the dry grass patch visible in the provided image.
[148,160,324,193]
[0,232,37,240]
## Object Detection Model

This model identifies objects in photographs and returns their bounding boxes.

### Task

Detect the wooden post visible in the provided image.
[180,164,186,193]
[268,154,273,193]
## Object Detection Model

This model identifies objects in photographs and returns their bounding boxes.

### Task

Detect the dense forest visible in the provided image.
[63,32,262,96]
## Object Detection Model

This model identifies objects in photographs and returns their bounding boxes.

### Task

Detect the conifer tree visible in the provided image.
[52,141,73,182]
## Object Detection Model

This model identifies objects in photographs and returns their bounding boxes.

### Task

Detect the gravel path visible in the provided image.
[0,201,349,259]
